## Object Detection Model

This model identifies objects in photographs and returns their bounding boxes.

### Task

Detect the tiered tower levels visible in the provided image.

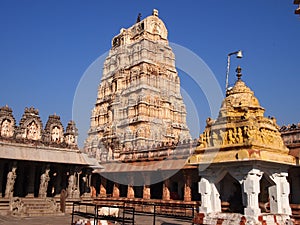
[84,10,191,161]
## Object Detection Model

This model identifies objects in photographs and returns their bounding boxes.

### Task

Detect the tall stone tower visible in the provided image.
[84,10,191,161]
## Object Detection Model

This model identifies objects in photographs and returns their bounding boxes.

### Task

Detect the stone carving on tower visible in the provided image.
[191,66,293,165]
[64,120,78,147]
[0,105,79,149]
[0,105,16,138]
[84,9,191,161]
[44,114,64,143]
[16,107,43,141]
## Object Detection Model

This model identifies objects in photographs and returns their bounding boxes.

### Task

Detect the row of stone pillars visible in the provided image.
[198,166,292,218]
[98,171,193,201]
[1,162,92,199]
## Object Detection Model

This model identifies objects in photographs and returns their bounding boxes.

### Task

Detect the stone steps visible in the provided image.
[0,199,10,215]
[10,197,62,217]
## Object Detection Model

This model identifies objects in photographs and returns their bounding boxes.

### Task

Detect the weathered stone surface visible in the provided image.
[0,105,79,149]
[84,10,191,161]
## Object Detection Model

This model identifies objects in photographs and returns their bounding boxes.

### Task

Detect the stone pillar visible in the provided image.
[199,177,221,213]
[162,179,170,200]
[67,173,79,198]
[5,166,17,198]
[183,172,192,202]
[127,185,135,199]
[243,168,262,217]
[112,183,120,198]
[100,176,107,197]
[143,185,151,199]
[269,172,292,215]
[127,175,135,199]
[142,173,151,199]
[39,168,50,198]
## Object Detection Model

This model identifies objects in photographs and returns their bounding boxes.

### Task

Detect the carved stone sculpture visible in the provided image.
[5,167,17,198]
[39,169,50,198]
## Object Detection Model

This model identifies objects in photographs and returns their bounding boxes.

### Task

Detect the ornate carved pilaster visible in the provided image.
[39,167,50,198]
[67,174,75,197]
[5,165,17,198]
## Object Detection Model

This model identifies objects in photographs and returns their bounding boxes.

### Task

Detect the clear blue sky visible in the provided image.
[0,1,299,146]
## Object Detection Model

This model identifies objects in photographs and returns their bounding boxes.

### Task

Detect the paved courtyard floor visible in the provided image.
[0,214,193,225]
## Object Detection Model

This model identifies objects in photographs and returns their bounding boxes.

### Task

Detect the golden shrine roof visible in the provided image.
[189,66,295,165]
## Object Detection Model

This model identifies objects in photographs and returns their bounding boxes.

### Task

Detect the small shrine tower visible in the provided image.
[190,67,295,225]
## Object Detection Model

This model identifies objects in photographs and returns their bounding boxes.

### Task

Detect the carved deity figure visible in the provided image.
[67,174,79,198]
[27,121,39,140]
[228,129,235,144]
[51,126,61,142]
[237,127,244,144]
[65,134,75,145]
[5,167,17,198]
[1,119,13,137]
[198,133,207,148]
[212,132,219,146]
[39,169,50,198]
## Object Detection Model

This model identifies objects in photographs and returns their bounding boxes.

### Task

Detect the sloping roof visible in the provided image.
[0,141,97,166]
[93,158,195,173]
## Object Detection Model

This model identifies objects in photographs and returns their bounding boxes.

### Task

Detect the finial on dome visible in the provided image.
[136,13,141,23]
[236,66,242,80]
[153,9,158,17]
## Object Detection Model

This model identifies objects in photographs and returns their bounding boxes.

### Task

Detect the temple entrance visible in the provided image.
[218,173,243,214]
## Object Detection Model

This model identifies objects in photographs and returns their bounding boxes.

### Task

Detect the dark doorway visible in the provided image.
[150,182,163,199]
[134,186,143,198]
[120,184,128,197]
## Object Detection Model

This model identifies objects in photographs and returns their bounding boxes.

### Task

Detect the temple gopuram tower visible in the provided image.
[84,10,191,161]
[190,67,295,225]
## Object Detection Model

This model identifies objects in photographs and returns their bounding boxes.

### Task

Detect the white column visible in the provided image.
[269,172,292,215]
[199,177,221,213]
[243,168,262,217]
